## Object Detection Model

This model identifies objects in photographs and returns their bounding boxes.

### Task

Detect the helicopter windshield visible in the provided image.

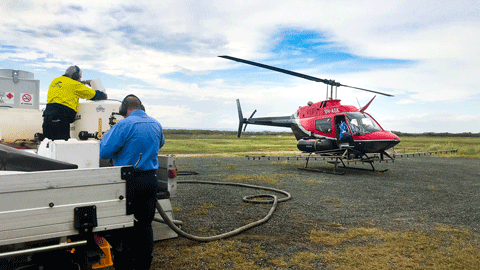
[346,112,382,135]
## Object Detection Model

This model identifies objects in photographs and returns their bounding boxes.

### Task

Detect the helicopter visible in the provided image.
[219,55,401,173]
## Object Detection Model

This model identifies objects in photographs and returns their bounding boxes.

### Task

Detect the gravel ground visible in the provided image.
[149,156,480,269]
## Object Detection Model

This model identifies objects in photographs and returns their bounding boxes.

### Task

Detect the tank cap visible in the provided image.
[12,70,19,83]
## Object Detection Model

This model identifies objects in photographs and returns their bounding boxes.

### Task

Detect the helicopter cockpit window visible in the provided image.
[346,112,382,135]
[315,118,332,133]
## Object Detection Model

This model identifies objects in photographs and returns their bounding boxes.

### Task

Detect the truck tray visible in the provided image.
[0,166,133,247]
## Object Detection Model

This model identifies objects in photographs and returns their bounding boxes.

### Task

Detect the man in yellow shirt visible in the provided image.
[42,65,107,140]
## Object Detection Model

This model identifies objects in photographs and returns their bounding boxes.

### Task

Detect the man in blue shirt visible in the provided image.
[100,94,164,270]
[339,121,353,143]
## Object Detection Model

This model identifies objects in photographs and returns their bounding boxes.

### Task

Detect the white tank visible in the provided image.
[70,100,123,140]
[38,138,100,168]
[0,69,40,110]
[0,108,43,142]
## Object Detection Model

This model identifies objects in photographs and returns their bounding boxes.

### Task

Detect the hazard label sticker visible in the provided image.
[0,92,15,105]
[20,93,34,106]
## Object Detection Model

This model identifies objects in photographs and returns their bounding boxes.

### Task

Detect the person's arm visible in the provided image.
[81,80,92,86]
[72,80,107,100]
[100,123,126,159]
[90,90,107,100]
[159,133,165,149]
[158,123,165,149]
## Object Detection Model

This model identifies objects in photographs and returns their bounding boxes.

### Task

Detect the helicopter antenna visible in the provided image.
[356,97,362,109]
[219,55,394,99]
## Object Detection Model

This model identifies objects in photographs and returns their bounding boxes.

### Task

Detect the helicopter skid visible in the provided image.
[337,160,389,173]
[302,149,391,174]
[301,159,388,174]
[246,149,394,175]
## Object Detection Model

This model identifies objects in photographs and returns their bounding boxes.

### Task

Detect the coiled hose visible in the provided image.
[154,180,291,242]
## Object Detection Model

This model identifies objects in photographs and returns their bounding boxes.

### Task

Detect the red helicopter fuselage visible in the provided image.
[237,98,400,154]
[292,99,400,153]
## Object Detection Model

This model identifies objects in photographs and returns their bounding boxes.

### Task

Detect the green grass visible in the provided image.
[151,224,480,269]
[160,130,480,158]
[161,132,297,156]
[312,224,480,270]
[394,136,480,158]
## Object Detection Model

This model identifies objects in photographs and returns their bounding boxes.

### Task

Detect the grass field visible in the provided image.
[160,130,480,158]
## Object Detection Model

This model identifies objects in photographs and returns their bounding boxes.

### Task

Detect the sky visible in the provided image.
[1,0,479,133]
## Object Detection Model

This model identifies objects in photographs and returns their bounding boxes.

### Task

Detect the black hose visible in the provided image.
[154,180,291,242]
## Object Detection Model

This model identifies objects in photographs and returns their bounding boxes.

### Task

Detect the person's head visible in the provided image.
[64,65,82,81]
[119,94,145,117]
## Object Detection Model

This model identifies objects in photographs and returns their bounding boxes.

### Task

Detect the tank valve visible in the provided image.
[78,131,103,140]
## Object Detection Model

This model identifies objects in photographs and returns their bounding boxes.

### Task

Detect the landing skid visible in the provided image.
[337,157,388,173]
[302,152,346,175]
[301,149,390,175]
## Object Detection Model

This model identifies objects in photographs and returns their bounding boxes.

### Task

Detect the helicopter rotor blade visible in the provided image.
[219,55,394,97]
[219,55,329,84]
[340,84,393,97]
[248,110,257,120]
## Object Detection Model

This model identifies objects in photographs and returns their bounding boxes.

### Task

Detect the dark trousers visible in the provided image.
[113,171,159,270]
[42,115,71,140]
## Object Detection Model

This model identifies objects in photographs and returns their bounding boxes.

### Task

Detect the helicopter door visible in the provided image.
[334,115,353,144]
[334,115,345,140]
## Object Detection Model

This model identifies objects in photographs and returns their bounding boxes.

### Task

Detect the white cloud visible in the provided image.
[0,0,479,133]
[145,104,209,128]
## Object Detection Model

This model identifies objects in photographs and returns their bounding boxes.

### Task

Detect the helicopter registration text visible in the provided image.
[324,108,340,114]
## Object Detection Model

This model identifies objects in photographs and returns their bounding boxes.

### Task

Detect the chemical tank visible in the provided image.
[0,69,42,143]
[297,138,334,152]
[71,100,123,140]
[0,108,43,143]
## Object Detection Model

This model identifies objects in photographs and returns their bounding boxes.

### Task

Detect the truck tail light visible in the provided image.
[168,169,177,178]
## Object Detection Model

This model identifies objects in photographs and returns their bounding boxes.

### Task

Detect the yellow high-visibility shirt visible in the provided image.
[47,76,96,112]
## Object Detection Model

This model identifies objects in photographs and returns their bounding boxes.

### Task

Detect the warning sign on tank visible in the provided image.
[0,92,15,105]
[20,93,33,106]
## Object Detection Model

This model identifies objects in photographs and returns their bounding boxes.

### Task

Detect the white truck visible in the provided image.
[0,146,178,269]
[0,69,178,269]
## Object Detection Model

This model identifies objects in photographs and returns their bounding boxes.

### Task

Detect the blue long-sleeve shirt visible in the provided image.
[339,121,352,141]
[100,110,165,171]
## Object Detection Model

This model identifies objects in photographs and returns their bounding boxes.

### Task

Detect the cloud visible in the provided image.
[0,0,479,133]
[145,104,209,128]
[379,111,480,133]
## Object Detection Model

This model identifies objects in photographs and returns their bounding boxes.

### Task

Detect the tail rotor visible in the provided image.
[236,99,245,138]
[236,99,257,138]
